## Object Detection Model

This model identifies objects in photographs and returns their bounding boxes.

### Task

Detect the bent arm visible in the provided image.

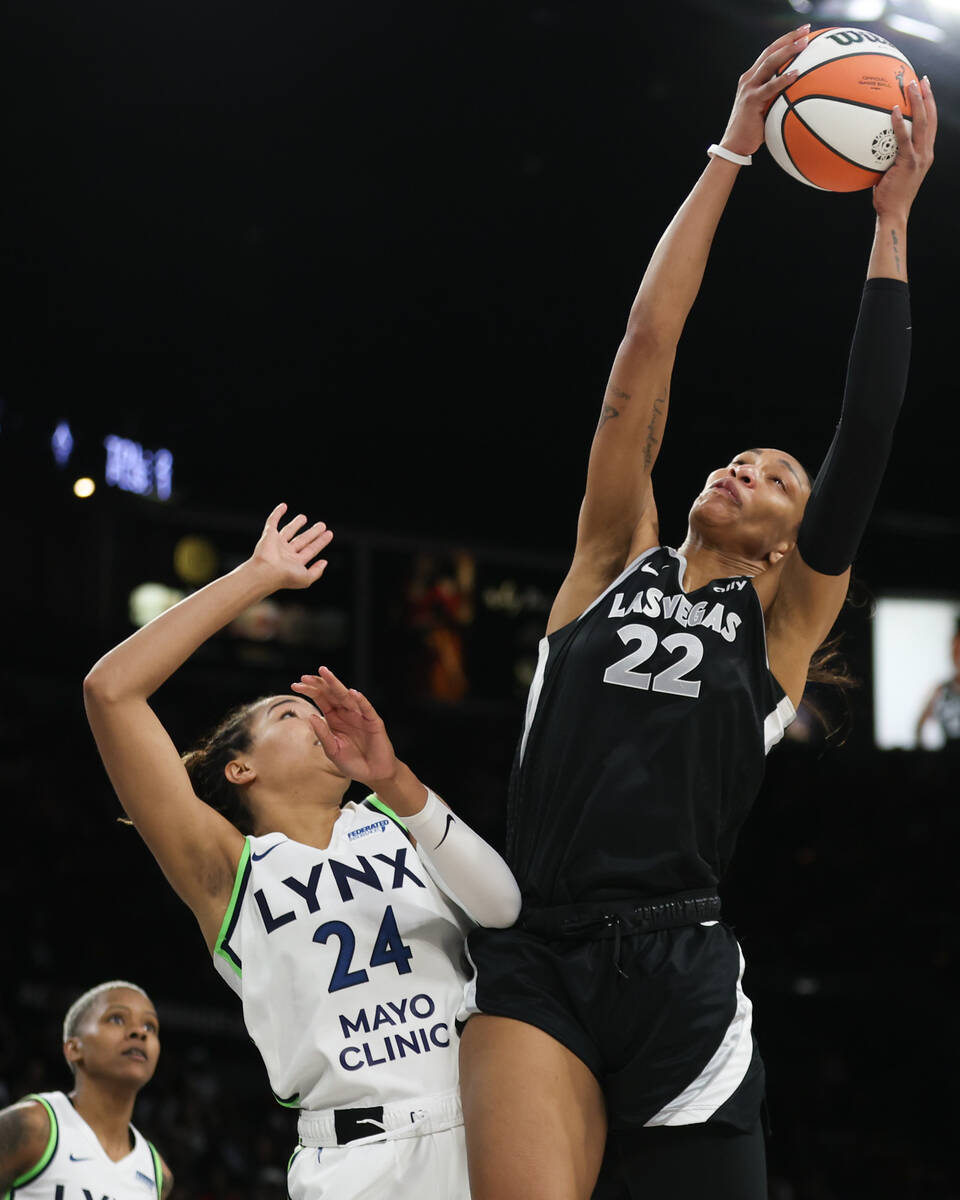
[84,507,331,948]
[83,561,272,942]
[549,29,808,633]
[384,779,522,929]
[0,1102,51,1194]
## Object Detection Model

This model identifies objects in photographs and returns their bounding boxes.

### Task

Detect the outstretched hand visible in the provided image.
[873,75,936,220]
[719,25,810,157]
[249,503,333,591]
[291,667,397,787]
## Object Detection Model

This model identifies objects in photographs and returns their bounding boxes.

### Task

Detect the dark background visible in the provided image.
[1,0,958,1196]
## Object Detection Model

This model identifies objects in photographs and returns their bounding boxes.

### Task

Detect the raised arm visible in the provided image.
[292,667,522,927]
[764,77,936,704]
[83,505,332,949]
[547,27,810,633]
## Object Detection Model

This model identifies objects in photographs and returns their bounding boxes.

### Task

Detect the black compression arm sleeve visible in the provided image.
[796,277,911,576]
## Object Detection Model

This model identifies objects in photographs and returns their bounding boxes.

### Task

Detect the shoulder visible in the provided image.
[0,1097,56,1188]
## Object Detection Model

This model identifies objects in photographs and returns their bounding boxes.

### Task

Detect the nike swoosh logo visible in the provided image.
[136,1171,156,1186]
[434,814,455,850]
[69,1154,92,1162]
[252,840,287,861]
[641,564,659,576]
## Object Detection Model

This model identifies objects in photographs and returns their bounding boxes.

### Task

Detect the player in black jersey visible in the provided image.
[456,28,937,1200]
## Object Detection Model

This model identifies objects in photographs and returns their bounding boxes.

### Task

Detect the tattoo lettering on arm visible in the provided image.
[642,394,667,471]
[892,229,901,276]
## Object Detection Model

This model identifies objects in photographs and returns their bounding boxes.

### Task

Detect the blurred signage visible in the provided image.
[104,435,173,500]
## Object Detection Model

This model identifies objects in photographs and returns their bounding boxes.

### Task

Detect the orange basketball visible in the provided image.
[764,27,918,192]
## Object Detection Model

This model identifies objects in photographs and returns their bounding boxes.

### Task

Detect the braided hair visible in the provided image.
[180,698,271,834]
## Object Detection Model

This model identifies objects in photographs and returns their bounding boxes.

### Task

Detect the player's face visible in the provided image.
[66,988,160,1086]
[246,695,347,786]
[690,447,810,561]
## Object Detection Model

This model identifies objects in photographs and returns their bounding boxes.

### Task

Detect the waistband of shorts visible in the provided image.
[297,1087,463,1148]
[518,889,722,938]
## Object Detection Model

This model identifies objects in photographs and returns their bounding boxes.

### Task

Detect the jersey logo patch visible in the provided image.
[136,1171,156,1188]
[347,819,391,841]
[252,840,287,861]
[641,563,659,576]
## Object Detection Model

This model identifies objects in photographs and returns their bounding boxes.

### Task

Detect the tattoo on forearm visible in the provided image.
[892,229,901,276]
[598,403,620,429]
[642,395,667,471]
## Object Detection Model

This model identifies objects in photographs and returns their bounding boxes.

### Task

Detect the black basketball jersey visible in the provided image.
[506,545,795,907]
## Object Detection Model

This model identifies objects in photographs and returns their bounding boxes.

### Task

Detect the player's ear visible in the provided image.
[64,1037,82,1068]
[767,538,794,567]
[225,758,257,787]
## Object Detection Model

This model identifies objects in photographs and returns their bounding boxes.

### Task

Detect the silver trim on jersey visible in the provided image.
[518,637,551,766]
[644,939,754,1126]
[575,545,662,622]
[763,693,796,754]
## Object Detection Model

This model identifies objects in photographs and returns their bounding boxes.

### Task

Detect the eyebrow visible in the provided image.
[104,1005,159,1021]
[744,449,804,489]
[265,698,302,716]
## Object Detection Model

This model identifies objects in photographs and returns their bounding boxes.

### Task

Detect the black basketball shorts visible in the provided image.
[460,918,764,1132]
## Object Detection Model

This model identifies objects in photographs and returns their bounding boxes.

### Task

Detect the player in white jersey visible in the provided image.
[83,505,521,1200]
[0,982,171,1200]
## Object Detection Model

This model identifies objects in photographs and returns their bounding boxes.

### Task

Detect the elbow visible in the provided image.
[478,884,522,930]
[83,663,122,708]
[623,305,676,352]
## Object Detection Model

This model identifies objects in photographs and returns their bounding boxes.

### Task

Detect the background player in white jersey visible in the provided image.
[83,505,520,1200]
[0,981,172,1200]
[458,29,937,1200]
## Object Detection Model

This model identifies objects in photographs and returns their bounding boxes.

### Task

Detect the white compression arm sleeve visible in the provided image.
[402,790,522,928]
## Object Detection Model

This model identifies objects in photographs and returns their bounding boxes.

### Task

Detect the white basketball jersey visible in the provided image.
[4,1092,161,1200]
[212,799,471,1113]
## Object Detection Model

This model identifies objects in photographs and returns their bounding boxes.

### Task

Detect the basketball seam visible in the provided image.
[777,95,812,187]
[787,104,886,180]
[792,93,911,117]
[782,49,913,101]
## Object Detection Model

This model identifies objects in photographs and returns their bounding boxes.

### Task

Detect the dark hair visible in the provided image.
[180,698,270,835]
[801,577,871,740]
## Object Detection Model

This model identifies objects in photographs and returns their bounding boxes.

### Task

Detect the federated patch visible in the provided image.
[346,819,391,842]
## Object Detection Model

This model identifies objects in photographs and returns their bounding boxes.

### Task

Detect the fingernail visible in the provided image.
[799,22,810,30]
[923,74,930,84]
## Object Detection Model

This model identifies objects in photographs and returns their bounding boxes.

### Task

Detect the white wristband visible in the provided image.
[708,142,752,166]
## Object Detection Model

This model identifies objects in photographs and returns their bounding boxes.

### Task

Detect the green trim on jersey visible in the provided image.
[286,1145,304,1173]
[365,794,408,832]
[4,1094,58,1199]
[273,1090,301,1110]
[215,838,252,979]
[146,1141,163,1200]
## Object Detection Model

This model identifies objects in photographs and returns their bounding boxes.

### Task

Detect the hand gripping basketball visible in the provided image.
[873,75,936,219]
[717,27,809,158]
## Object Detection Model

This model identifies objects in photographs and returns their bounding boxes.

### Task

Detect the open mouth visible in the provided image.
[712,479,741,505]
[123,1048,148,1062]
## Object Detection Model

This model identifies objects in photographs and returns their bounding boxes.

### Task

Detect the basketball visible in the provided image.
[764,27,918,191]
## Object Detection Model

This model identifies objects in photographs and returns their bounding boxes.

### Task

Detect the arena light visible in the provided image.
[52,421,74,466]
[885,11,949,38]
[814,0,887,18]
[73,477,96,499]
[129,582,186,627]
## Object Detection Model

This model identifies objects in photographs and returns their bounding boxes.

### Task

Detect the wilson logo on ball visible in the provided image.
[763,26,918,192]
